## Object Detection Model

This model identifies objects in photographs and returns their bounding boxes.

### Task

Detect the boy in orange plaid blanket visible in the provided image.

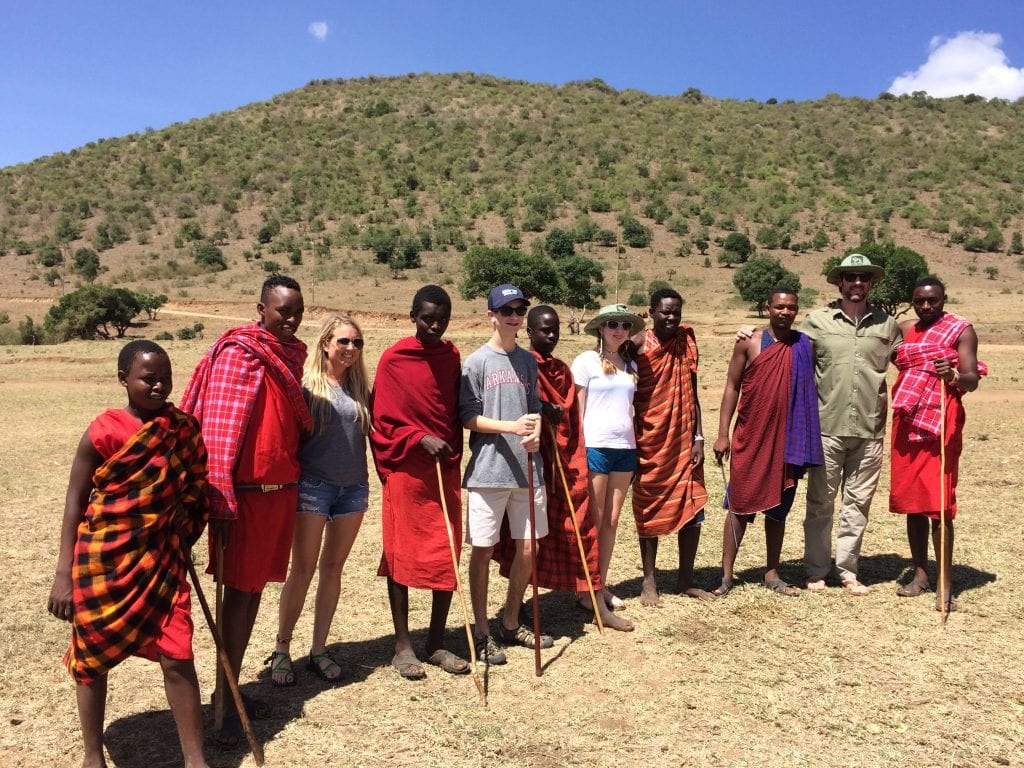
[48,340,209,768]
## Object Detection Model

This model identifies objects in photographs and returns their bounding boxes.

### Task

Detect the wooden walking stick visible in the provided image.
[213,532,225,730]
[526,455,542,677]
[435,460,486,706]
[178,525,265,765]
[938,380,950,626]
[547,423,603,634]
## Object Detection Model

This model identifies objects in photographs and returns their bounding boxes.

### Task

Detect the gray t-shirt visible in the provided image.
[297,385,368,487]
[459,343,542,489]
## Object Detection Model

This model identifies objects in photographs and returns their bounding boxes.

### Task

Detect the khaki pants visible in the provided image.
[803,435,884,582]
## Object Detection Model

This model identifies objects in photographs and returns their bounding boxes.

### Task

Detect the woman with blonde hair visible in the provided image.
[269,314,370,684]
[572,304,644,615]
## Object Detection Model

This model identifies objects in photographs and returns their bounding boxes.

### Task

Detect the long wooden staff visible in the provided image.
[938,380,949,626]
[719,462,740,554]
[435,460,486,705]
[547,423,603,634]
[213,534,225,730]
[178,526,264,765]
[526,455,542,677]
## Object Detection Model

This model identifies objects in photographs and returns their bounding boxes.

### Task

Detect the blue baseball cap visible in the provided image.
[487,284,530,311]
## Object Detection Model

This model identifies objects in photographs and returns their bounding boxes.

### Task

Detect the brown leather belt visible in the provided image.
[234,482,299,493]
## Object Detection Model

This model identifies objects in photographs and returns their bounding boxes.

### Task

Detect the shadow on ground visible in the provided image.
[609,553,995,600]
[102,596,594,767]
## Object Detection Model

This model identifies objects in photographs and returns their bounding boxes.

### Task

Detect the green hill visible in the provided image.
[2,73,1022,311]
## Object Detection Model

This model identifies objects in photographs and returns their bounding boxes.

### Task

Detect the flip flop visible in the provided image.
[211,712,242,749]
[391,652,426,681]
[841,579,870,596]
[935,595,959,612]
[764,578,800,597]
[265,650,295,687]
[712,577,733,597]
[425,649,470,675]
[805,579,827,593]
[896,580,929,597]
[604,591,626,610]
[306,652,344,683]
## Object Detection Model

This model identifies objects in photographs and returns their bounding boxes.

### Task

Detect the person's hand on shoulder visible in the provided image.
[735,325,756,342]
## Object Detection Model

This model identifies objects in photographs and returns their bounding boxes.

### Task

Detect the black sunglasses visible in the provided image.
[603,320,633,330]
[842,272,872,283]
[497,305,528,317]
[335,337,364,349]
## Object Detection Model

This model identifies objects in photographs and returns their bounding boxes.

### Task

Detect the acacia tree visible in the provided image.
[43,285,143,341]
[461,247,560,301]
[460,246,604,308]
[137,292,168,320]
[821,243,929,316]
[733,257,801,316]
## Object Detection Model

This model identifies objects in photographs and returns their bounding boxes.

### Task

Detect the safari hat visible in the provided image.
[826,253,885,285]
[583,304,646,337]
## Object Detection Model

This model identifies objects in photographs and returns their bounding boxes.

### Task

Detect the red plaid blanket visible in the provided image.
[892,313,987,442]
[66,407,208,684]
[179,323,310,518]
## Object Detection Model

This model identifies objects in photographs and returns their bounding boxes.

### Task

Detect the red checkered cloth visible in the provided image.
[65,406,208,684]
[892,313,988,442]
[179,323,310,519]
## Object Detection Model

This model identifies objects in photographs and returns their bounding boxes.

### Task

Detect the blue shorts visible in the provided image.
[684,509,705,529]
[724,482,797,523]
[297,475,369,521]
[587,447,638,474]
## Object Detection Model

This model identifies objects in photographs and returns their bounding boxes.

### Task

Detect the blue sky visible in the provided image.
[2,1,1022,168]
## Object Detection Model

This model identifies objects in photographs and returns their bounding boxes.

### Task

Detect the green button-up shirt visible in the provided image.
[800,303,902,439]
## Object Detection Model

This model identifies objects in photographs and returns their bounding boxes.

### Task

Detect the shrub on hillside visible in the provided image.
[733,257,802,317]
[193,242,227,271]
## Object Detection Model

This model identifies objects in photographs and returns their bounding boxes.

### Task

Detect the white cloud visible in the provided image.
[308,21,329,42]
[889,31,1024,99]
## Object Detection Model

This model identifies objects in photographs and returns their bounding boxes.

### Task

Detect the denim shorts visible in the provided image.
[297,474,369,521]
[586,447,638,474]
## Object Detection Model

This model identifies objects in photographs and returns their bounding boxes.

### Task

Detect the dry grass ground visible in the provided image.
[2,284,1023,767]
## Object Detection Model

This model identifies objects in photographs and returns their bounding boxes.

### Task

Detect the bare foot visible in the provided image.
[639,578,661,607]
[599,607,635,632]
[82,755,108,768]
[680,586,717,603]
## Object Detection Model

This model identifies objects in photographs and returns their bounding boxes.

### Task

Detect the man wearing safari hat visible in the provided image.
[801,253,901,595]
[632,287,715,606]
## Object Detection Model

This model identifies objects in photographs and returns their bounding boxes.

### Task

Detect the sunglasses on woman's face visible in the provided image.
[603,320,632,331]
[497,305,528,317]
[335,337,364,349]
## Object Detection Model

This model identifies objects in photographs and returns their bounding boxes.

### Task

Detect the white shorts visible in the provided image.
[466,486,548,547]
